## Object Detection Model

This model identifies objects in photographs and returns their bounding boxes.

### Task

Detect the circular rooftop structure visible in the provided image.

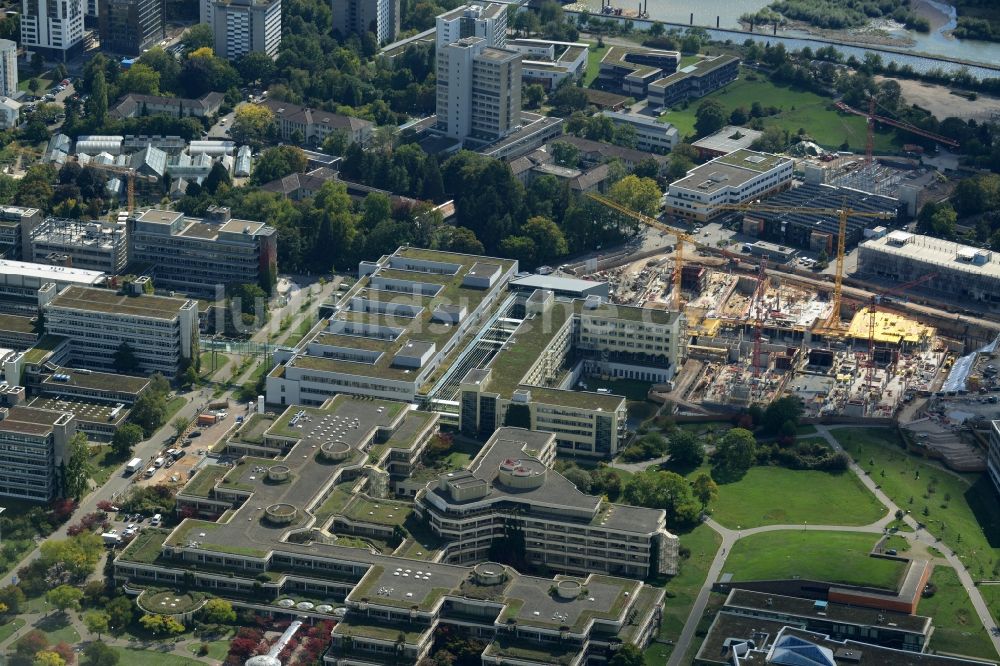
[267,464,291,482]
[473,562,507,586]
[497,458,546,489]
[319,439,351,462]
[555,579,583,600]
[264,503,297,525]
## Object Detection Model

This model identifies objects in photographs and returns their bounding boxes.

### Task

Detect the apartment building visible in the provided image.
[0,206,42,260]
[506,38,588,90]
[266,247,517,406]
[648,54,740,109]
[260,99,374,147]
[600,110,679,154]
[0,405,76,501]
[41,284,198,378]
[598,46,679,98]
[128,207,277,297]
[332,0,399,45]
[0,97,20,130]
[30,218,128,274]
[460,289,685,456]
[115,398,666,666]
[417,427,679,578]
[435,2,506,50]
[20,0,85,59]
[212,0,281,60]
[0,40,17,97]
[98,0,165,55]
[436,36,522,142]
[664,148,794,222]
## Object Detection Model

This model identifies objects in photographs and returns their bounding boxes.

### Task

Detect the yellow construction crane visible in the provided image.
[587,193,740,310]
[81,162,159,214]
[588,193,894,327]
[712,202,894,329]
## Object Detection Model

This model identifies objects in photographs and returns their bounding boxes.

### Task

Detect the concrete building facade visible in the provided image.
[0,206,43,260]
[0,40,17,97]
[128,207,277,297]
[648,54,740,109]
[436,36,522,142]
[600,110,679,153]
[260,99,374,147]
[30,218,129,274]
[435,2,506,50]
[212,0,281,60]
[0,406,76,501]
[41,284,198,378]
[332,0,399,45]
[20,0,85,59]
[98,0,165,55]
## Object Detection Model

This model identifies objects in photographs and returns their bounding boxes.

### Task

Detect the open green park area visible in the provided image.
[725,530,905,589]
[833,428,1000,616]
[921,567,997,659]
[659,69,899,152]
[707,465,885,529]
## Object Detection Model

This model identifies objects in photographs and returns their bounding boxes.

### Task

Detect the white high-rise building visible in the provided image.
[332,0,399,45]
[200,0,214,26]
[212,0,281,60]
[435,2,506,50]
[20,0,85,60]
[0,40,17,97]
[436,35,521,142]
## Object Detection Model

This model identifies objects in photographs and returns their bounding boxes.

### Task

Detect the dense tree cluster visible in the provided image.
[767,0,929,32]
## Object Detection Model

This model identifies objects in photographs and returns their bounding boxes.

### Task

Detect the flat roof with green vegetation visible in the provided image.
[485,637,582,666]
[180,465,228,498]
[659,67,899,152]
[332,617,430,644]
[0,313,36,334]
[43,367,150,394]
[23,335,67,364]
[715,148,788,173]
[341,495,412,527]
[166,519,268,558]
[725,530,905,590]
[119,528,171,564]
[487,305,574,395]
[349,564,451,611]
[137,589,207,615]
[50,285,190,319]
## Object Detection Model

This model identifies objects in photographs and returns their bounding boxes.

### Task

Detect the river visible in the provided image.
[581,0,1000,75]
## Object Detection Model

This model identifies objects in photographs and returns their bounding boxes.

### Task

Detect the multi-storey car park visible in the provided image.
[114,397,668,666]
[266,247,687,458]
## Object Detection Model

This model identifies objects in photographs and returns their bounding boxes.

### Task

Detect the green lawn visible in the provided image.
[188,639,231,660]
[645,523,721,663]
[283,316,318,347]
[18,75,52,93]
[709,466,885,529]
[725,530,905,589]
[90,445,123,487]
[36,613,80,644]
[833,427,1000,618]
[920,567,997,660]
[163,396,187,422]
[0,617,24,644]
[113,647,206,666]
[659,68,899,152]
[583,43,609,86]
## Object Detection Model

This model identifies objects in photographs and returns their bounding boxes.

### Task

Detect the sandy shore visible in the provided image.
[912,0,953,32]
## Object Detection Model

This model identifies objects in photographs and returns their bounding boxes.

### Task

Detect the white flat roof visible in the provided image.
[862,233,1000,279]
[0,260,106,284]
[511,274,608,293]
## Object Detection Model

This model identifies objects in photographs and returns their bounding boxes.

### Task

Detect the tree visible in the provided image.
[118,63,160,95]
[87,70,109,127]
[499,235,536,266]
[171,416,189,439]
[202,162,231,195]
[692,472,719,510]
[761,396,803,436]
[623,470,701,525]
[751,126,788,153]
[523,83,545,109]
[84,610,110,639]
[83,641,119,666]
[694,99,726,137]
[609,643,646,666]
[550,82,588,117]
[64,432,93,499]
[608,175,662,217]
[0,585,25,614]
[110,424,142,462]
[551,141,579,167]
[668,430,704,467]
[113,342,139,373]
[713,428,757,480]
[33,651,65,666]
[522,216,568,262]
[14,629,47,657]
[182,23,214,52]
[230,105,276,148]
[200,598,236,625]
[46,585,83,614]
[105,596,134,633]
[139,613,186,636]
[447,227,485,255]
[562,467,592,493]
[235,51,275,87]
[251,145,307,185]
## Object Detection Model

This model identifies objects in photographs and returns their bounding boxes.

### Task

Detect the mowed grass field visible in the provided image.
[660,69,899,152]
[708,466,886,529]
[725,530,905,589]
[921,567,998,660]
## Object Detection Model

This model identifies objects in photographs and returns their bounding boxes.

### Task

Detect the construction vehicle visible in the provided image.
[81,162,158,214]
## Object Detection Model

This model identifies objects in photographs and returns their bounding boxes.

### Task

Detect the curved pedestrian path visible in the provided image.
[667,424,1000,665]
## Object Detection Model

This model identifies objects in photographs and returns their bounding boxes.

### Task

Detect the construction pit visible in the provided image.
[590,257,955,419]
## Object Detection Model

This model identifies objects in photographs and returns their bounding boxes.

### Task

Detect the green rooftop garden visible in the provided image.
[119,528,171,564]
[485,636,582,666]
[165,519,269,558]
[333,618,430,644]
[137,589,207,615]
[180,465,228,498]
[23,335,66,365]
[350,565,450,610]
[342,495,412,527]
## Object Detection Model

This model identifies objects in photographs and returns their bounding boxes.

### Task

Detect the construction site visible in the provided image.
[579,194,969,429]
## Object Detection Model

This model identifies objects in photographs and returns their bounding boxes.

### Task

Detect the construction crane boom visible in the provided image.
[835,101,960,148]
[79,161,158,214]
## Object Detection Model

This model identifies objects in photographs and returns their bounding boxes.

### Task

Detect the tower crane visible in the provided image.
[835,98,960,167]
[80,162,159,214]
[586,193,743,310]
